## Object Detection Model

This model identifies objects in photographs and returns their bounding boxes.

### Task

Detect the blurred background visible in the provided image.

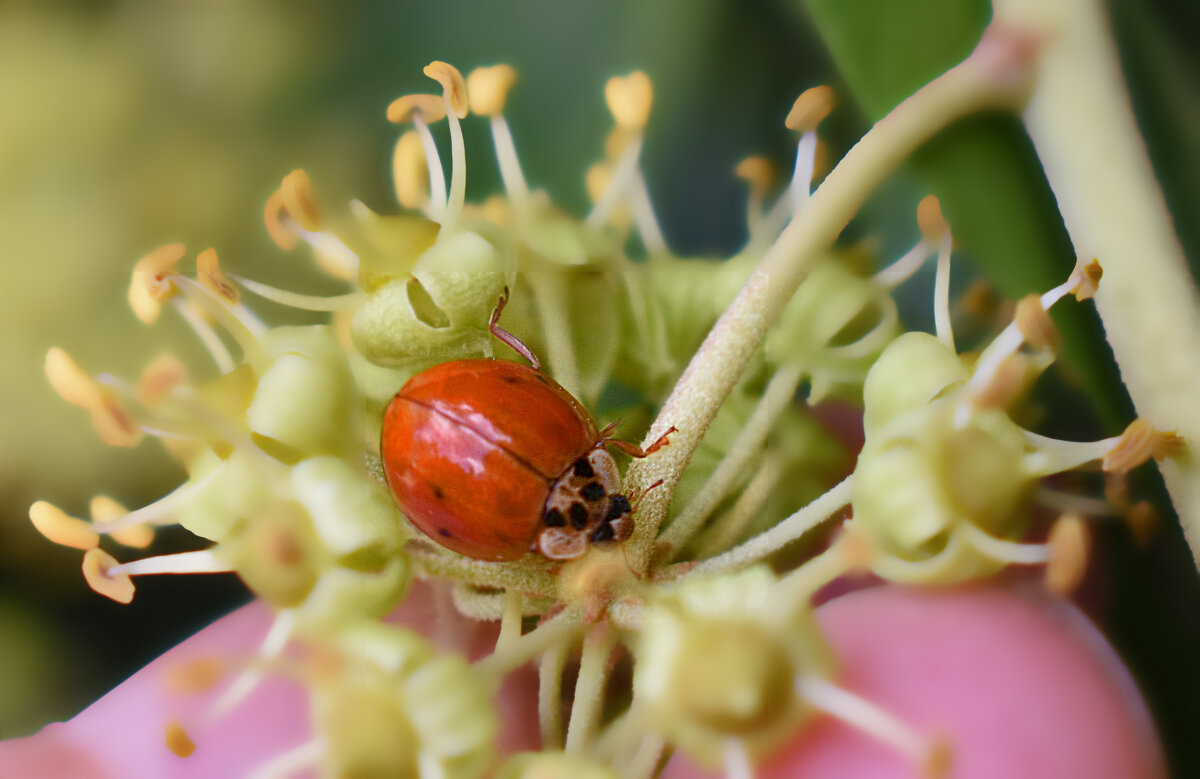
[2,0,1199,772]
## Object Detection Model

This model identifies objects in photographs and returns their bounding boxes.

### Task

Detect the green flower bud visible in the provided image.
[347,207,441,293]
[247,326,358,461]
[290,457,405,557]
[862,331,969,435]
[318,685,422,779]
[634,567,828,767]
[224,500,322,608]
[497,752,620,779]
[175,448,281,542]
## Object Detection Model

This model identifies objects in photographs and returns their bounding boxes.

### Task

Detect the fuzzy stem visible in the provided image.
[474,606,583,678]
[623,26,1037,575]
[538,641,570,749]
[564,627,617,753]
[992,0,1200,568]
[685,476,852,578]
[406,544,559,597]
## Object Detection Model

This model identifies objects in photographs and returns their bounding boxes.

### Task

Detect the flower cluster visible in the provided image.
[30,54,1179,779]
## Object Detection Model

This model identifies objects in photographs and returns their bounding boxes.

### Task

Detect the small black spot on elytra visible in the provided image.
[590,522,616,542]
[569,502,589,529]
[545,508,566,527]
[432,485,445,499]
[500,375,520,384]
[580,482,605,502]
[605,494,631,521]
[437,528,452,538]
[573,458,595,478]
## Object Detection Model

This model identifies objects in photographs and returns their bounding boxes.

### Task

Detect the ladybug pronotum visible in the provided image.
[381,292,673,562]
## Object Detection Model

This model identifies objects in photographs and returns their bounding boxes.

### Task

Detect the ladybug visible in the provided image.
[381,291,674,562]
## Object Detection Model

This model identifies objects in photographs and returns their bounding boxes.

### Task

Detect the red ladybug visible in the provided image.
[381,291,673,561]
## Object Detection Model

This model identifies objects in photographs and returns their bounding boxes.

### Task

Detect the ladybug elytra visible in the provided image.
[381,292,672,561]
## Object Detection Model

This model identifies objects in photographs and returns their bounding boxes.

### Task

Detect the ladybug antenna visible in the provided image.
[488,287,541,370]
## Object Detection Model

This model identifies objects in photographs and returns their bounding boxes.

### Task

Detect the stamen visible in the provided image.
[796,675,944,772]
[171,297,236,373]
[1013,294,1060,352]
[490,115,531,205]
[210,609,296,718]
[466,64,517,117]
[128,244,186,324]
[736,156,775,237]
[91,495,155,548]
[164,721,196,758]
[264,190,296,250]
[957,522,1050,565]
[605,71,654,130]
[392,131,428,210]
[587,136,643,228]
[90,461,227,534]
[784,85,835,134]
[247,738,326,779]
[280,170,321,233]
[45,348,143,447]
[137,353,190,407]
[175,276,267,361]
[932,223,955,352]
[1069,258,1103,301]
[630,172,667,254]
[1102,419,1184,473]
[108,548,233,576]
[1045,514,1089,594]
[82,548,135,603]
[29,501,99,550]
[424,61,469,228]
[873,239,934,289]
[386,94,447,124]
[197,248,241,306]
[722,739,754,779]
[289,222,361,281]
[1034,487,1114,517]
[387,97,447,217]
[229,273,363,312]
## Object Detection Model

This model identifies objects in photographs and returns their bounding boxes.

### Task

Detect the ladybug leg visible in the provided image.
[488,286,541,371]
[603,426,677,459]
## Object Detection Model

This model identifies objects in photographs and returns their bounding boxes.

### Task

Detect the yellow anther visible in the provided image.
[916,195,951,243]
[586,163,612,205]
[392,130,428,210]
[91,495,154,549]
[479,195,513,226]
[137,353,189,408]
[263,189,296,251]
[424,61,470,119]
[129,244,186,324]
[1045,514,1088,594]
[197,248,240,306]
[604,127,633,161]
[735,156,775,196]
[82,548,135,604]
[161,657,227,695]
[164,721,196,758]
[280,169,321,233]
[1103,419,1184,474]
[29,501,98,550]
[971,353,1036,410]
[785,85,835,132]
[1014,294,1060,352]
[45,347,100,409]
[1070,258,1103,301]
[45,348,143,447]
[467,64,517,117]
[386,93,447,124]
[605,71,653,130]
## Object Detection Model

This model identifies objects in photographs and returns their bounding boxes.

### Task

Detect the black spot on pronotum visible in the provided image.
[573,458,595,478]
[545,508,566,527]
[580,482,605,502]
[590,522,616,542]
[605,494,631,521]
[569,502,589,529]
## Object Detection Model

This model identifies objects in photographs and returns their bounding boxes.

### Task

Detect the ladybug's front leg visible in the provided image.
[600,424,677,459]
[487,287,541,370]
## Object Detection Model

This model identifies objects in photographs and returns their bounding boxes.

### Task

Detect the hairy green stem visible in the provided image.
[992,0,1200,568]
[624,24,1038,575]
